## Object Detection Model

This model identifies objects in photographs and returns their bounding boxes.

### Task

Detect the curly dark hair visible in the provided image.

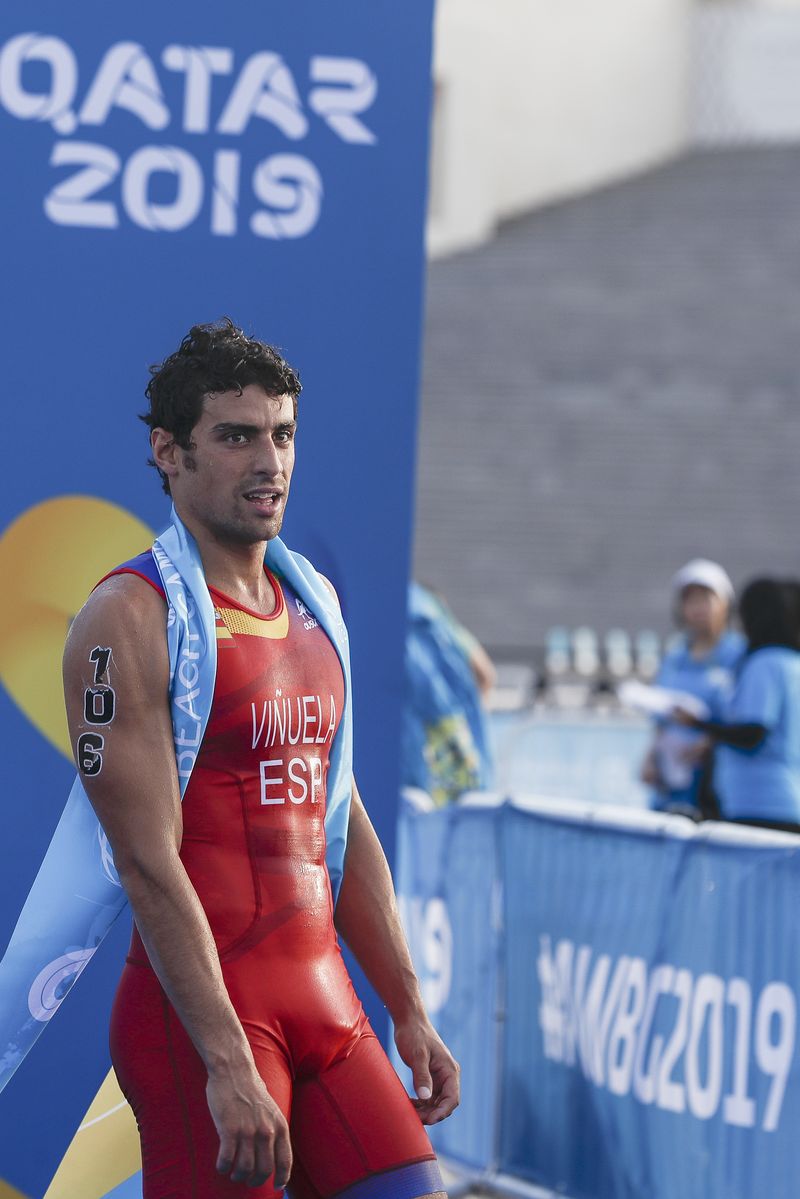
[141,318,302,494]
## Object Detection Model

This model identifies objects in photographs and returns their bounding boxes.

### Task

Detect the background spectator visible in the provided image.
[641,559,743,816]
[677,577,800,833]
[402,582,495,806]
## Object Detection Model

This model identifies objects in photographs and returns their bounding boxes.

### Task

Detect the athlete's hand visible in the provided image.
[394,1017,460,1125]
[207,1061,292,1189]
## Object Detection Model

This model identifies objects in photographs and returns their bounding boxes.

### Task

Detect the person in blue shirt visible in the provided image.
[641,559,744,816]
[676,577,800,831]
[402,583,495,806]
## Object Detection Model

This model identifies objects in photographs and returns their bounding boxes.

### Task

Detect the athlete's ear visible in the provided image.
[151,428,183,484]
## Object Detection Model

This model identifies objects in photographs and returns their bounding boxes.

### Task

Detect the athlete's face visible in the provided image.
[153,385,296,545]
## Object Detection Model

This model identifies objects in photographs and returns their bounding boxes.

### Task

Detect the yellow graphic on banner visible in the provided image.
[0,496,154,757]
[0,1178,31,1198]
[44,1070,140,1199]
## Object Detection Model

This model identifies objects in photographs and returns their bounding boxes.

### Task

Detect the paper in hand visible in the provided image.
[618,680,710,721]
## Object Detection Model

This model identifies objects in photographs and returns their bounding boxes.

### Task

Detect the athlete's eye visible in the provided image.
[224,432,249,444]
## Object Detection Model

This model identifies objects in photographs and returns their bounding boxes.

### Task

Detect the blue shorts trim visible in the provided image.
[333,1157,443,1199]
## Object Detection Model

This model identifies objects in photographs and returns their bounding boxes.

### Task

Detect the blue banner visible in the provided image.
[0,4,434,1195]
[398,796,800,1199]
[393,796,502,1171]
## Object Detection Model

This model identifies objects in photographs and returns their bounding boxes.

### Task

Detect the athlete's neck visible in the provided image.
[177,509,276,615]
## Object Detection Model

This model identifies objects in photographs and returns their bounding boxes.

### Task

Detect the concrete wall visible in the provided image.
[427,0,693,259]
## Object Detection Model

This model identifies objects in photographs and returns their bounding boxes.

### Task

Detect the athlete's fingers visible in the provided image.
[216,1130,238,1175]
[417,1048,460,1124]
[427,1060,460,1122]
[410,1047,434,1102]
[230,1136,257,1185]
[248,1130,274,1189]
[272,1119,293,1190]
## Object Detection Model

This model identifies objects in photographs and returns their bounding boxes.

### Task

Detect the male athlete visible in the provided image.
[62,320,458,1198]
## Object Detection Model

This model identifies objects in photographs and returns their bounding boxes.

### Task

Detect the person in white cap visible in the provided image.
[673,577,800,832]
[640,559,744,816]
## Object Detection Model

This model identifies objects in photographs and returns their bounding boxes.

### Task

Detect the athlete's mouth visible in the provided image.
[243,489,283,511]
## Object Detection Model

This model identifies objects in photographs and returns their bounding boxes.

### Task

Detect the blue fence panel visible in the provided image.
[499,805,688,1199]
[397,795,800,1199]
[394,797,502,1171]
[501,807,800,1199]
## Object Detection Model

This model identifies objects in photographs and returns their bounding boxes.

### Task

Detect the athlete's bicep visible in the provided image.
[63,575,182,874]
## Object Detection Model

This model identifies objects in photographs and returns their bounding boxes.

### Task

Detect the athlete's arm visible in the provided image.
[62,575,291,1190]
[334,779,460,1125]
[315,572,459,1122]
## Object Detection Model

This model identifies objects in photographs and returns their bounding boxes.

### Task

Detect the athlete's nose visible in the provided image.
[252,434,283,478]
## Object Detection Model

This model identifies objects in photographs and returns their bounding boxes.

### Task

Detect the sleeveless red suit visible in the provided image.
[105,555,439,1199]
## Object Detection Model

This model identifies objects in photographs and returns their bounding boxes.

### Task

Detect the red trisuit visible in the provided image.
[106,554,440,1199]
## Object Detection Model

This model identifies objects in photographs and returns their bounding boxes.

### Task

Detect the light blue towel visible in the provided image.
[0,506,353,1092]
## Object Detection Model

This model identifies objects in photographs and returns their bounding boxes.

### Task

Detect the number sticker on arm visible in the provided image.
[77,646,115,773]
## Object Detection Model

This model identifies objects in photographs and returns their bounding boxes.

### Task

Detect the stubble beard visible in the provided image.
[203,497,284,547]
[179,454,286,545]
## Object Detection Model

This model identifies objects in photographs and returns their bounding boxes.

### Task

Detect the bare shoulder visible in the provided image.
[64,573,169,695]
[62,573,180,856]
